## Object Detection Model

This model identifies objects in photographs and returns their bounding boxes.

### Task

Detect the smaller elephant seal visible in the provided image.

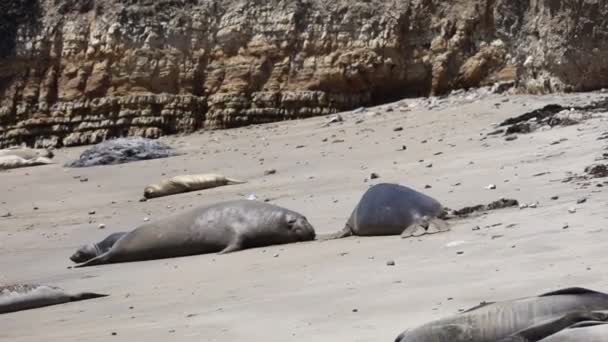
[0,284,107,314]
[395,287,608,342]
[0,146,54,160]
[0,147,54,170]
[74,199,315,267]
[70,232,128,263]
[143,173,246,199]
[320,183,447,240]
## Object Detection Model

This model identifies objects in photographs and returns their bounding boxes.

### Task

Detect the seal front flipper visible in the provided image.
[73,251,113,268]
[218,238,244,254]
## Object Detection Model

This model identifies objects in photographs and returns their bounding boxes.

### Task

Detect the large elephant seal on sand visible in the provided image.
[395,287,608,342]
[0,284,107,314]
[321,183,447,239]
[74,199,315,267]
[70,232,128,263]
[143,173,246,199]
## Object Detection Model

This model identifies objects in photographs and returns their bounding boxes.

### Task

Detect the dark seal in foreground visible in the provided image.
[395,287,608,342]
[73,199,316,267]
[0,284,107,314]
[321,183,447,239]
[65,137,177,167]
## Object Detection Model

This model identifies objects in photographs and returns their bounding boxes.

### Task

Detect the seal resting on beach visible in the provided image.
[394,287,608,342]
[143,174,246,199]
[0,147,54,170]
[0,284,107,314]
[73,199,316,267]
[320,183,448,239]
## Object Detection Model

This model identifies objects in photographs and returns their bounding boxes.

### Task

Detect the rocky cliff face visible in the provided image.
[1,0,608,148]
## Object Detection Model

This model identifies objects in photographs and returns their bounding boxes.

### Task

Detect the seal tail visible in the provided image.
[316,226,353,241]
[225,178,247,185]
[73,251,112,268]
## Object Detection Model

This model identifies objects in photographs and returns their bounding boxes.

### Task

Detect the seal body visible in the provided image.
[323,183,445,239]
[395,287,608,342]
[70,232,128,263]
[143,173,246,199]
[0,284,107,314]
[75,199,315,267]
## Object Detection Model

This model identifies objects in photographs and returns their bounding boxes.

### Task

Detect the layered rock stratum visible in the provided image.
[1,0,607,147]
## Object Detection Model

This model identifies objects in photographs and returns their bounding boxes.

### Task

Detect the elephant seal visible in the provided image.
[0,284,107,314]
[320,183,447,240]
[533,321,608,342]
[74,199,315,267]
[0,155,53,170]
[394,287,608,342]
[0,147,54,160]
[70,232,128,263]
[143,173,246,199]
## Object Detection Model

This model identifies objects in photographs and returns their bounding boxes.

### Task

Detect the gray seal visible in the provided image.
[321,183,447,239]
[394,287,608,342]
[70,232,128,263]
[0,284,107,314]
[74,199,316,267]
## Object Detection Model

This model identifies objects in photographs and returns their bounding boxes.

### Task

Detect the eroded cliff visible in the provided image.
[1,0,607,148]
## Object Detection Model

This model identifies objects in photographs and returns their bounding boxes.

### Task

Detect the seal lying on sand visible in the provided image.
[394,287,608,342]
[70,232,127,263]
[0,284,107,314]
[320,183,448,239]
[143,174,246,199]
[0,147,54,170]
[533,321,608,342]
[73,199,315,267]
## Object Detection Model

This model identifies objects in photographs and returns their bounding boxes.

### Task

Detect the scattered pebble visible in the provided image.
[139,197,147,202]
[505,135,518,141]
[472,226,481,231]
[456,251,464,255]
[562,224,569,229]
[576,198,587,204]
[273,253,279,258]
[143,217,150,222]
[264,169,277,176]
[425,163,433,168]
[486,184,497,190]
[369,173,380,180]
[386,260,395,266]
[352,308,358,313]
[88,210,96,215]
[568,208,577,214]
[98,223,106,229]
[79,178,89,182]
[397,145,407,151]
[424,184,432,189]
[550,195,559,200]
[393,127,403,132]
[528,202,538,208]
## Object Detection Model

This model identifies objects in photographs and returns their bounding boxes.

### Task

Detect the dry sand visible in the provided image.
[1,91,608,341]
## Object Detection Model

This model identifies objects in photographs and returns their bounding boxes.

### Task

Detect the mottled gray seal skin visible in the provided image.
[70,232,128,263]
[534,321,608,342]
[321,183,446,239]
[0,284,107,314]
[74,199,316,267]
[394,287,608,342]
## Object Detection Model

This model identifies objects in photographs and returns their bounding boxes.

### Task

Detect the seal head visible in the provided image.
[70,244,98,263]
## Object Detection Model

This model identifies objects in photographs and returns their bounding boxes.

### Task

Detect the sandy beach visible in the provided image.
[1,91,608,341]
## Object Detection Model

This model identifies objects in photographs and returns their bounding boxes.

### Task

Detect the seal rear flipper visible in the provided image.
[225,178,246,185]
[69,292,109,302]
[73,251,113,268]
